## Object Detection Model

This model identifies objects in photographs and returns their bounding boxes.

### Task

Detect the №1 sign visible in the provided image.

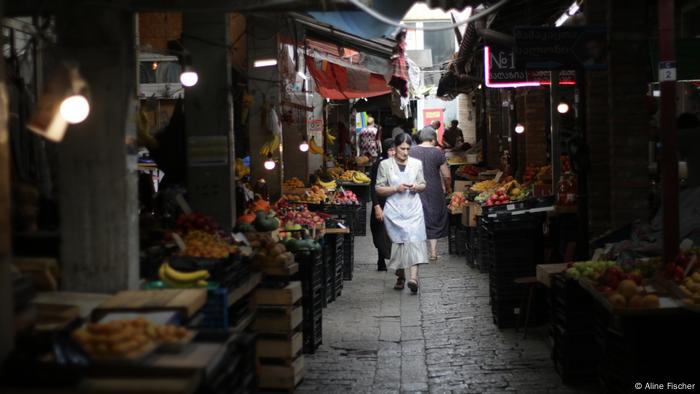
[484,45,576,87]
[514,26,607,70]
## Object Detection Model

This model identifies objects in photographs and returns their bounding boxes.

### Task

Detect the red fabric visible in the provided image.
[305,55,390,100]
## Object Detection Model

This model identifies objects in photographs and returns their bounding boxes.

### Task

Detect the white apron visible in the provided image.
[382,158,428,269]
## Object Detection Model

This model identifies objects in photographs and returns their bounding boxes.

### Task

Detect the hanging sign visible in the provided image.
[659,61,677,82]
[514,26,607,70]
[484,46,576,88]
[423,108,444,140]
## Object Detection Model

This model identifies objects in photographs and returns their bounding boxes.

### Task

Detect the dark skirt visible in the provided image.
[370,211,392,260]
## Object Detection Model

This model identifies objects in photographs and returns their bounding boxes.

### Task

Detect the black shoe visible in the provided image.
[407,279,418,294]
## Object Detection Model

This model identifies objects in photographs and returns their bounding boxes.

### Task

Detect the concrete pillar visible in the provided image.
[585,0,612,237]
[607,0,650,229]
[0,0,14,361]
[247,15,282,198]
[55,3,139,292]
[182,12,236,227]
[457,93,476,145]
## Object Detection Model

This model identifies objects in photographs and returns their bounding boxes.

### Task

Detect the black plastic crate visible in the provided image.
[354,203,367,236]
[303,313,323,354]
[196,288,229,330]
[342,233,354,280]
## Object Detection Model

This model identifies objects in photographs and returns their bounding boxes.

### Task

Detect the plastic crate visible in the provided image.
[342,233,354,280]
[354,203,367,236]
[303,313,323,354]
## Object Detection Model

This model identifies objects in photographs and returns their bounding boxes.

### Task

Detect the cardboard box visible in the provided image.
[461,202,482,227]
[536,263,569,287]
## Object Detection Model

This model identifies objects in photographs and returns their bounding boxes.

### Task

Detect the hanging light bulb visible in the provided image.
[264,153,276,170]
[514,123,525,134]
[180,66,198,87]
[59,94,90,124]
[299,137,309,152]
[557,102,570,114]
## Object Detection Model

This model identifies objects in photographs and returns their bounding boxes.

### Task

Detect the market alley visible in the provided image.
[298,233,587,393]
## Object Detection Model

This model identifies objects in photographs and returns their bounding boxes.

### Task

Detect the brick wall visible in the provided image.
[138,13,182,51]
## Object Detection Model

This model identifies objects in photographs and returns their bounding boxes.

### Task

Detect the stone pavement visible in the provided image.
[298,231,596,393]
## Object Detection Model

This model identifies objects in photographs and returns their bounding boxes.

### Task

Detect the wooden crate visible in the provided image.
[254,281,302,306]
[257,331,303,360]
[253,305,303,333]
[258,355,305,390]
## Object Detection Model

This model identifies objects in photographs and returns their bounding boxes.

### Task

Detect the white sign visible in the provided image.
[659,61,677,82]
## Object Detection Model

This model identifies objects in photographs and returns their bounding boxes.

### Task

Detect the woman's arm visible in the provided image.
[375,161,406,197]
[409,162,427,193]
[440,162,452,194]
[369,161,380,207]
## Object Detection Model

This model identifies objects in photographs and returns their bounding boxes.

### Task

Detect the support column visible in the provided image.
[56,3,139,292]
[658,0,678,262]
[550,71,561,195]
[0,0,14,361]
[183,12,236,228]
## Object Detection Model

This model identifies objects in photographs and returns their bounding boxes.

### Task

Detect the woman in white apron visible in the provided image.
[375,133,428,293]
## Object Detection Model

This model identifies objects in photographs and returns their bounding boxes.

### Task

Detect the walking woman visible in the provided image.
[409,127,451,261]
[370,139,396,271]
[375,133,428,293]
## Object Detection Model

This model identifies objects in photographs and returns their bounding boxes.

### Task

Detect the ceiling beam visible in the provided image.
[4,0,357,16]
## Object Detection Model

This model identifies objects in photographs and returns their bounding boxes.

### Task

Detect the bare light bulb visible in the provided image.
[557,102,570,114]
[180,70,198,87]
[264,154,276,170]
[299,140,309,152]
[59,94,90,124]
[514,123,525,134]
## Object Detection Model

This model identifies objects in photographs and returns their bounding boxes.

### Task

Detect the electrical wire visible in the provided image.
[345,0,511,31]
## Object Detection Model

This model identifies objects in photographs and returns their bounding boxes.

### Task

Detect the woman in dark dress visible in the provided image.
[370,138,395,271]
[409,127,451,261]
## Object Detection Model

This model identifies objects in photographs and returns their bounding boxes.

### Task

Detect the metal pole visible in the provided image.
[659,0,678,262]
[509,89,519,178]
[575,68,589,260]
[550,71,561,195]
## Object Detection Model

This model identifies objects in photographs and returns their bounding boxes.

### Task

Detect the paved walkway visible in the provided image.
[298,231,594,393]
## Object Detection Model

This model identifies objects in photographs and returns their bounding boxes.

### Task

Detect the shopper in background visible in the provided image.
[409,127,451,261]
[370,138,396,271]
[375,133,428,294]
[442,120,470,159]
[359,116,381,159]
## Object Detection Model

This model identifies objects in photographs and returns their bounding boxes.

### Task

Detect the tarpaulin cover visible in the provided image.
[305,54,391,100]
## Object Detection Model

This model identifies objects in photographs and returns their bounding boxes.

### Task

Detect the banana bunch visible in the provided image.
[352,171,370,184]
[259,133,281,157]
[324,128,336,144]
[309,136,323,155]
[235,158,250,179]
[317,179,337,190]
[327,167,344,179]
[159,263,209,288]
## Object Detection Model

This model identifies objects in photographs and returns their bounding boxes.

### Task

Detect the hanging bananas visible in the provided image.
[308,136,324,155]
[259,133,281,157]
[324,128,336,144]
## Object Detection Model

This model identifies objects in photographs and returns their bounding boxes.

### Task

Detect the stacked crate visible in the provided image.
[294,249,323,354]
[549,273,599,384]
[342,233,354,280]
[197,332,257,393]
[355,203,367,236]
[253,282,305,391]
[484,213,545,329]
[322,239,336,305]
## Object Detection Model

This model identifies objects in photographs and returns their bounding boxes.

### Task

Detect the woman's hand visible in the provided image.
[395,184,408,193]
[374,205,384,221]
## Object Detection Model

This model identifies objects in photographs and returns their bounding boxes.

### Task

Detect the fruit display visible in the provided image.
[247,233,295,266]
[666,249,700,282]
[176,230,231,259]
[71,317,190,359]
[248,195,271,213]
[484,189,510,207]
[471,179,498,193]
[605,280,660,309]
[316,178,337,190]
[259,133,281,156]
[455,165,480,179]
[331,190,359,205]
[280,207,326,229]
[679,272,700,306]
[565,260,617,281]
[326,167,344,179]
[447,156,468,165]
[337,170,370,184]
[175,212,220,235]
[282,177,305,189]
[282,185,328,204]
[448,192,467,211]
[355,155,370,166]
[253,211,280,232]
[159,262,209,288]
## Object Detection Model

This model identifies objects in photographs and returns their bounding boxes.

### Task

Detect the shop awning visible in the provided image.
[305,53,392,100]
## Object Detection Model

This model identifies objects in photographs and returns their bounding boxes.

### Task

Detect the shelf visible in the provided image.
[227,272,262,307]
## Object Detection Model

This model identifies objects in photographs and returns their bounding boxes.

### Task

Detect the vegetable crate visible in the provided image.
[322,205,361,236]
[295,249,324,303]
[196,288,229,330]
[342,233,354,280]
[354,203,367,236]
[322,239,336,305]
[302,298,323,354]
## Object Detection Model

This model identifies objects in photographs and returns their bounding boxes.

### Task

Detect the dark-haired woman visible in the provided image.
[375,133,428,294]
[370,138,396,271]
